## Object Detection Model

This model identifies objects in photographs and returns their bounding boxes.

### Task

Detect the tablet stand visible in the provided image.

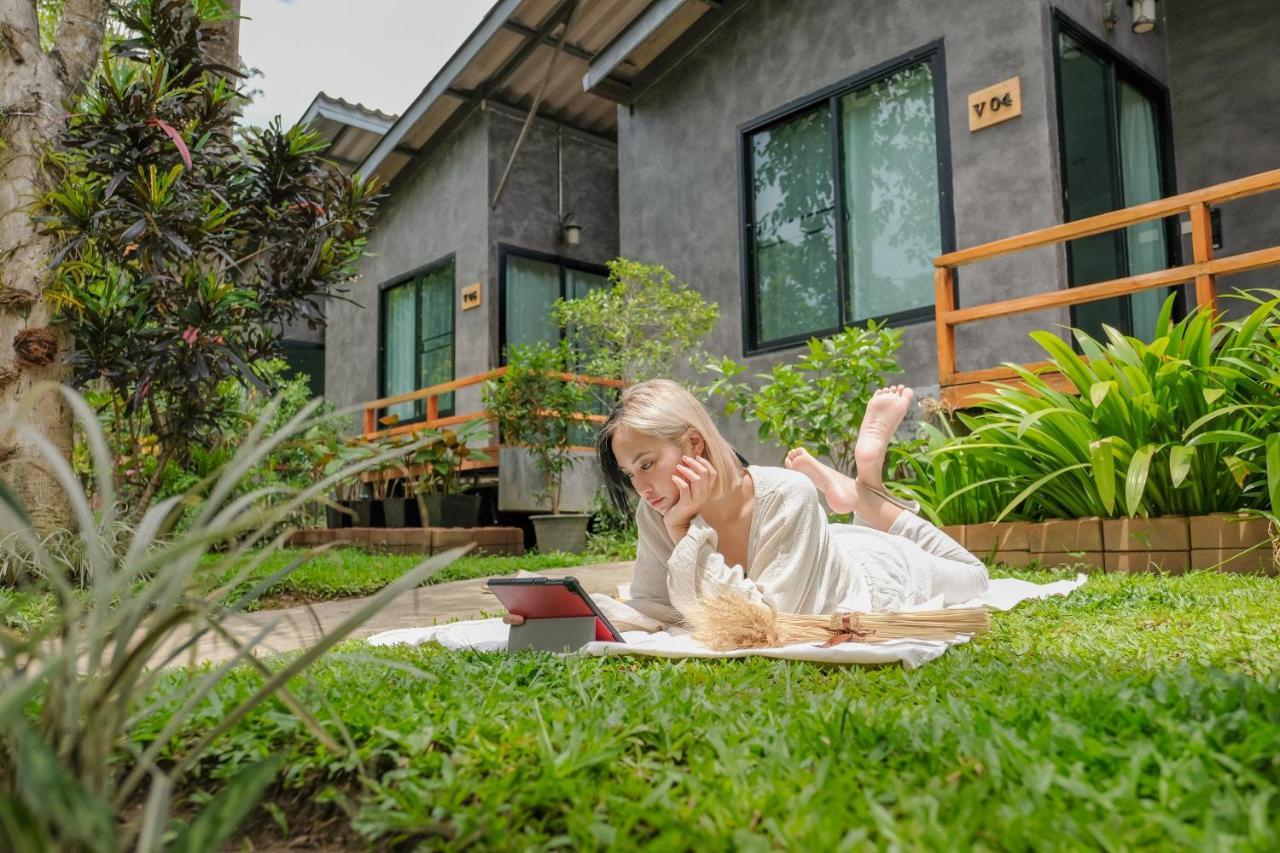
[507,616,596,653]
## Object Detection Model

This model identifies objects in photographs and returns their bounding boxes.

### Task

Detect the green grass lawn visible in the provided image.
[137,567,1280,850]
[195,545,629,610]
[0,545,631,631]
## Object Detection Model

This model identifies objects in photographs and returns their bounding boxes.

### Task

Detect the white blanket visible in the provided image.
[367,574,1087,669]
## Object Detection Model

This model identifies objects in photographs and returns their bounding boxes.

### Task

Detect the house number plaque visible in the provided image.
[461,282,482,310]
[968,76,1022,131]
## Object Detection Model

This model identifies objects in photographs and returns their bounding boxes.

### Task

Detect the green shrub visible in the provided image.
[704,322,903,471]
[896,291,1280,523]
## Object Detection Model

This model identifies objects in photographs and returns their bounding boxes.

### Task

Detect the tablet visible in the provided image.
[486,576,625,643]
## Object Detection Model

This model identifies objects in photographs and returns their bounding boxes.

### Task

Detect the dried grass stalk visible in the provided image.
[13,327,58,367]
[690,594,990,651]
[0,364,18,390]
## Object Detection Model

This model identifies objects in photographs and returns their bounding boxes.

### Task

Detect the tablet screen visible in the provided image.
[487,577,624,642]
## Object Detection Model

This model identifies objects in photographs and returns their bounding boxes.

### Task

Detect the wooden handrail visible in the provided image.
[935,168,1280,268]
[361,368,624,441]
[935,168,1280,407]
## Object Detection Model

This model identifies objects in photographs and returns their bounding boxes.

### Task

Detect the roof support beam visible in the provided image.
[582,0,688,95]
[500,18,595,63]
[483,0,578,99]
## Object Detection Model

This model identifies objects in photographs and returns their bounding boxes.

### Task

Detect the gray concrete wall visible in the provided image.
[1166,0,1280,310]
[325,108,490,417]
[486,104,621,363]
[617,0,1175,464]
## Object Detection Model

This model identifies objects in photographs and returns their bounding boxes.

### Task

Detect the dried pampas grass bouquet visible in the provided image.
[689,594,990,651]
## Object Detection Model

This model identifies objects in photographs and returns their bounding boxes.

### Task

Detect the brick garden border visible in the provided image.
[942,512,1276,575]
[287,526,525,557]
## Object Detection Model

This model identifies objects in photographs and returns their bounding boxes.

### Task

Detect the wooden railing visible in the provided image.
[360,366,626,447]
[934,168,1280,407]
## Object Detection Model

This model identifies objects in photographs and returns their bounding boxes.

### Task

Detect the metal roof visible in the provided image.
[357,0,750,186]
[298,93,399,175]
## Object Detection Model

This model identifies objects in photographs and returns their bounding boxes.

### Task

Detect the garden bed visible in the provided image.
[288,525,525,556]
[944,512,1276,574]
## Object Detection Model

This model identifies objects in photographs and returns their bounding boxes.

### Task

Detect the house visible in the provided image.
[312,0,1279,486]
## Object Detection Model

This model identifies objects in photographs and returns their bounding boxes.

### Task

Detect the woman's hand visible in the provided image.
[663,455,716,541]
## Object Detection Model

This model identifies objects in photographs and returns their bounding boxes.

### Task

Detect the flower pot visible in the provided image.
[531,513,591,554]
[381,497,421,529]
[349,498,381,528]
[325,503,349,529]
[420,494,482,528]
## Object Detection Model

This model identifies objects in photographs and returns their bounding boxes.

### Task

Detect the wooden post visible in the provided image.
[362,406,376,437]
[1189,202,1218,316]
[427,394,439,424]
[934,266,957,386]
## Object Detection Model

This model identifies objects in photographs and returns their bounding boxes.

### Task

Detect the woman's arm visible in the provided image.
[665,470,836,618]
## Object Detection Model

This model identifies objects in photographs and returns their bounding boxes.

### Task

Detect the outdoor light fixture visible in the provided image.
[560,214,581,246]
[1129,0,1157,33]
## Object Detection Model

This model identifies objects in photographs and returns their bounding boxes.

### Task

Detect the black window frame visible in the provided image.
[737,40,955,356]
[1050,10,1184,333]
[376,253,457,424]
[497,243,610,363]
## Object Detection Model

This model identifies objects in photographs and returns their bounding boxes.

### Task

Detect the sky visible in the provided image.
[238,0,492,129]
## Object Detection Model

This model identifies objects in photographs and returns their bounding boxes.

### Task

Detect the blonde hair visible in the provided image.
[596,379,746,516]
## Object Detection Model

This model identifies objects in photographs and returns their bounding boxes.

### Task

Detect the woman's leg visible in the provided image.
[785,385,915,531]
[786,386,988,603]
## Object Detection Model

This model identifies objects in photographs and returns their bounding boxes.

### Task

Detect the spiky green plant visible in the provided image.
[0,384,464,851]
[898,291,1280,524]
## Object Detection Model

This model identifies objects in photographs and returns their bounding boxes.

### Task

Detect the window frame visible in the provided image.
[497,243,610,363]
[737,40,955,356]
[376,253,457,424]
[1049,10,1184,333]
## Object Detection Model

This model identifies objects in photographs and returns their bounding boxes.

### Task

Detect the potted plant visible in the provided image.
[407,419,491,528]
[484,341,594,553]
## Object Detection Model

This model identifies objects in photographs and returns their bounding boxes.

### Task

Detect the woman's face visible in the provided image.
[610,425,703,514]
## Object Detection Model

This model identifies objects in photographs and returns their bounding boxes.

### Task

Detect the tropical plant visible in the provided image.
[703,321,903,472]
[887,410,1026,526]
[483,341,592,514]
[0,383,462,851]
[904,291,1280,524]
[404,419,492,497]
[34,0,379,518]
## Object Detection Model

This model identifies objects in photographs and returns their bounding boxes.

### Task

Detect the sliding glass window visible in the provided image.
[379,258,455,422]
[743,47,948,352]
[499,247,608,358]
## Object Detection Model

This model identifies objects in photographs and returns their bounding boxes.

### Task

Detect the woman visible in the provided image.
[510,380,988,634]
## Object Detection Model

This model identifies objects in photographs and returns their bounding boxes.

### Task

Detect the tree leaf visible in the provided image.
[1124,444,1158,517]
[1267,432,1280,512]
[1090,438,1115,515]
[1169,445,1194,489]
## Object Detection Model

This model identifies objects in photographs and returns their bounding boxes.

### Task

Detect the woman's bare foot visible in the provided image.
[853,385,914,492]
[785,447,858,513]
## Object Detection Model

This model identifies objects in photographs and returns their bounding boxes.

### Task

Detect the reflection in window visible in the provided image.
[745,56,943,349]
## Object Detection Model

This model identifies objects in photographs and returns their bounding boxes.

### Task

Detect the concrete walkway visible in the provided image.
[154,561,636,668]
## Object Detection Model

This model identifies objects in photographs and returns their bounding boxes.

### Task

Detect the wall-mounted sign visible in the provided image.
[968,76,1022,132]
[461,282,482,310]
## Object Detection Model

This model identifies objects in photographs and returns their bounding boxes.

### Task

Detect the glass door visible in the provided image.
[1056,26,1176,341]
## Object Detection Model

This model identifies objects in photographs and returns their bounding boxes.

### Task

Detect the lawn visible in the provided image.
[138,567,1280,850]
[0,545,631,632]
[195,545,630,610]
